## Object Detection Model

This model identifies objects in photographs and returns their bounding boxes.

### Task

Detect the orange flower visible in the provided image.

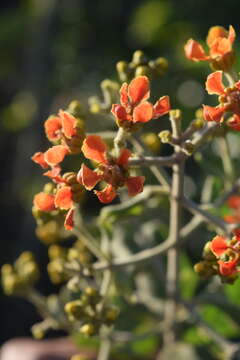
[77,135,145,203]
[32,145,69,168]
[34,192,56,212]
[203,71,240,130]
[210,235,240,276]
[111,76,170,130]
[184,25,236,71]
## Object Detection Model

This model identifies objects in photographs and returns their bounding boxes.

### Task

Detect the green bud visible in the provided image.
[158,130,172,143]
[65,300,84,320]
[132,50,147,66]
[80,323,96,336]
[182,140,195,155]
[203,242,216,261]
[104,305,120,323]
[135,65,152,78]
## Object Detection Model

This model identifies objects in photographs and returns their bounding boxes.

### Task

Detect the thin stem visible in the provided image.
[163,111,184,347]
[216,136,235,190]
[114,127,127,157]
[97,338,112,360]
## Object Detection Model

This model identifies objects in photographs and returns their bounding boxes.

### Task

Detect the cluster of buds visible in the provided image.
[47,239,93,284]
[65,286,119,337]
[116,50,168,82]
[1,252,39,295]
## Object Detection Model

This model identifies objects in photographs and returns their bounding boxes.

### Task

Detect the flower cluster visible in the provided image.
[203,71,240,130]
[111,75,170,131]
[78,135,145,203]
[184,25,236,71]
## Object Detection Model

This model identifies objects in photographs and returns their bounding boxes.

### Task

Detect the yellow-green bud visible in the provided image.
[158,130,172,143]
[65,300,84,320]
[135,65,152,78]
[67,100,84,120]
[170,109,182,121]
[80,323,96,336]
[150,57,168,76]
[183,140,195,156]
[36,220,62,245]
[31,324,45,339]
[192,118,204,130]
[48,245,66,260]
[43,183,55,194]
[116,61,129,82]
[84,286,97,297]
[132,50,147,66]
[141,132,161,153]
[203,242,216,261]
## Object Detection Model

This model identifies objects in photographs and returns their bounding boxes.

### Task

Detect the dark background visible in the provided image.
[0,0,239,345]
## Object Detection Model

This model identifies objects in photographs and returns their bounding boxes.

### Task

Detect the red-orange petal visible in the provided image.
[227,195,240,210]
[59,110,77,139]
[43,166,63,183]
[31,152,49,169]
[117,148,131,166]
[55,186,73,210]
[82,135,107,164]
[210,235,228,257]
[206,26,228,47]
[210,38,232,57]
[206,71,225,95]
[126,176,145,197]
[44,116,62,141]
[34,192,56,212]
[202,105,225,122]
[228,25,236,44]
[184,39,209,61]
[132,101,153,123]
[77,163,101,190]
[120,82,129,107]
[153,96,171,118]
[228,115,240,131]
[94,185,117,203]
[128,76,150,105]
[44,145,69,167]
[64,208,74,231]
[111,104,128,121]
[218,259,238,276]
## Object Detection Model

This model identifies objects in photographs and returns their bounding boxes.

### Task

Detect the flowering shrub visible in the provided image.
[2,25,240,359]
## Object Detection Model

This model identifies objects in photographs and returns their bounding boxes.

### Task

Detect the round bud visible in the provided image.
[132,50,147,66]
[80,323,96,336]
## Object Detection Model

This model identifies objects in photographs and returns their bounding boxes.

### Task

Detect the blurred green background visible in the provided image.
[1,0,240,351]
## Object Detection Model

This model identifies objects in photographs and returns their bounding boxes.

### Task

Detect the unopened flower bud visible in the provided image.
[132,50,147,66]
[135,65,152,78]
[150,57,168,76]
[116,61,129,82]
[31,324,45,339]
[170,109,182,121]
[104,305,120,323]
[141,132,161,153]
[158,130,172,143]
[182,140,195,155]
[203,241,216,261]
[65,300,84,320]
[43,183,55,194]
[80,323,96,336]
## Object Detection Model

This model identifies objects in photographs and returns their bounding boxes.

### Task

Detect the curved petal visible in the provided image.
[205,71,225,95]
[218,259,238,276]
[153,96,170,118]
[55,186,73,210]
[210,235,228,257]
[203,105,225,122]
[210,38,232,57]
[128,76,150,105]
[228,114,240,131]
[117,148,131,166]
[59,110,77,139]
[44,116,62,141]
[126,176,145,197]
[132,101,153,123]
[77,163,101,190]
[184,39,209,61]
[120,82,129,107]
[82,135,107,164]
[111,104,128,121]
[44,145,69,167]
[43,166,63,183]
[64,208,74,231]
[34,192,56,212]
[95,185,117,203]
[31,152,49,169]
[206,26,228,47]
[228,25,236,44]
